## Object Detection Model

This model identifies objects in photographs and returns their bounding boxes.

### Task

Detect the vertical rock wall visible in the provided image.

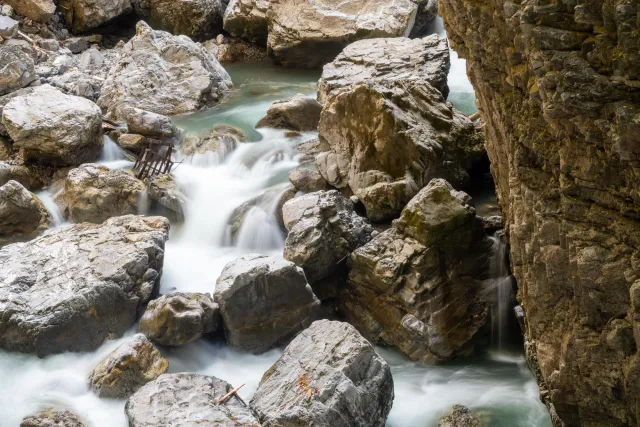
[439,0,640,425]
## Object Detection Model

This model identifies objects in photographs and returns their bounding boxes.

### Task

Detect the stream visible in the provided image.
[0,19,552,427]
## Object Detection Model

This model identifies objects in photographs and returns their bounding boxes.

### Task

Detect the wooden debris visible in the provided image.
[133,139,174,180]
[218,383,245,405]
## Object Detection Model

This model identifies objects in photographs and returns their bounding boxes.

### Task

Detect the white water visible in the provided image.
[486,232,517,350]
[98,135,134,170]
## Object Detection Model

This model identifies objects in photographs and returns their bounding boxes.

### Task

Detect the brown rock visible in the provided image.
[0,180,51,236]
[117,134,147,153]
[20,410,85,427]
[256,94,322,131]
[5,0,55,23]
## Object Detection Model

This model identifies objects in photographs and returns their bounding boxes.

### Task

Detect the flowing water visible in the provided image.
[0,38,551,427]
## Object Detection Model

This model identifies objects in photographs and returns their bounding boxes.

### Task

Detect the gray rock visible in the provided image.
[0,215,169,356]
[256,94,322,131]
[20,409,85,427]
[288,167,328,193]
[37,39,60,52]
[146,174,186,219]
[0,15,18,39]
[121,107,175,138]
[410,0,439,38]
[125,373,260,426]
[0,180,51,236]
[223,0,270,45]
[89,334,168,398]
[438,405,481,427]
[78,48,104,72]
[4,0,55,23]
[0,162,32,187]
[65,37,90,54]
[250,319,394,427]
[52,56,73,74]
[180,124,246,156]
[0,45,37,96]
[215,253,322,353]
[480,215,503,231]
[1,5,15,18]
[139,292,220,346]
[133,0,225,40]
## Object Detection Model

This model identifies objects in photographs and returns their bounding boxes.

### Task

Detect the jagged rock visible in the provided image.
[78,49,104,72]
[440,0,640,424]
[37,39,60,52]
[267,0,418,68]
[139,292,220,346]
[1,85,103,166]
[0,215,169,356]
[288,167,327,193]
[180,124,246,156]
[4,0,55,23]
[117,134,147,153]
[126,373,260,426]
[256,94,322,131]
[0,45,37,96]
[409,0,438,38]
[215,253,322,353]
[282,190,373,283]
[20,409,85,427]
[438,405,481,427]
[317,35,450,103]
[250,320,394,427]
[121,107,175,138]
[0,180,51,236]
[64,37,89,54]
[133,0,225,40]
[223,0,270,45]
[64,0,133,33]
[99,22,232,119]
[0,15,18,39]
[55,164,149,224]
[146,174,185,219]
[89,334,168,398]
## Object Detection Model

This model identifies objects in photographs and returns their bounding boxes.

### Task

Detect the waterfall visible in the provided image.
[486,231,517,350]
[98,135,133,170]
[36,189,65,226]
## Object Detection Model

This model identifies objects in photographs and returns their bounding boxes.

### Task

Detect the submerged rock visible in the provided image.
[20,409,85,427]
[438,405,481,427]
[133,0,225,40]
[0,45,37,96]
[0,180,51,236]
[215,253,322,353]
[4,0,55,23]
[256,94,322,131]
[250,319,394,427]
[0,215,169,356]
[89,334,168,398]
[126,373,260,426]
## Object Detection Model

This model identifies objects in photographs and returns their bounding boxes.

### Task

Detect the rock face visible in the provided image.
[282,190,373,283]
[250,320,394,427]
[89,334,168,398]
[98,22,232,119]
[318,35,450,103]
[126,373,260,426]
[2,85,103,166]
[0,215,169,356]
[438,405,481,427]
[139,292,220,346]
[338,179,489,363]
[20,410,85,427]
[0,180,51,236]
[440,0,640,425]
[215,254,321,353]
[133,0,224,40]
[256,94,322,131]
[0,45,37,96]
[64,0,133,33]
[56,164,148,224]
[4,0,55,23]
[223,0,270,45]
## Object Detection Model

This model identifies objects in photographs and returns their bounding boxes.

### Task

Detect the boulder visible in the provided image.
[1,85,103,166]
[126,373,260,426]
[0,15,18,39]
[0,180,51,236]
[317,35,450,103]
[4,0,55,23]
[64,0,133,33]
[250,320,394,427]
[282,190,372,283]
[146,174,185,219]
[267,0,418,68]
[20,410,85,427]
[64,37,90,54]
[202,36,268,63]
[133,0,225,40]
[89,334,168,398]
[256,94,322,131]
[0,215,169,356]
[180,124,246,156]
[117,134,147,153]
[0,45,37,96]
[99,22,232,119]
[139,292,220,346]
[223,0,270,45]
[215,253,322,353]
[288,167,327,193]
[0,162,32,187]
[55,164,149,224]
[438,405,481,427]
[121,107,175,138]
[410,0,438,38]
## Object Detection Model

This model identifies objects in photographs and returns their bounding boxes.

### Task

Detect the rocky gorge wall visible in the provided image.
[439,0,640,425]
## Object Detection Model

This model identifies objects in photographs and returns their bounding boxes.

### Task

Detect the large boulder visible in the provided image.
[1,85,103,166]
[63,0,133,33]
[250,320,394,427]
[282,190,372,283]
[0,215,169,356]
[256,94,322,131]
[223,0,270,45]
[133,0,225,40]
[98,22,232,119]
[139,292,220,346]
[0,45,37,96]
[215,253,322,353]
[89,334,168,398]
[0,180,51,236]
[267,0,418,68]
[4,0,55,23]
[126,373,260,426]
[121,107,175,138]
[20,410,85,427]
[317,35,450,103]
[55,164,149,224]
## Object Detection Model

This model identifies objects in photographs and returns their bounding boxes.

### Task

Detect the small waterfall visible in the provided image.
[487,231,517,350]
[36,189,65,226]
[98,135,133,170]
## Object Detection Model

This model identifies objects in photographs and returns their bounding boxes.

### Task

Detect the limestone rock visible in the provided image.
[0,180,51,236]
[0,162,32,187]
[409,0,438,38]
[65,0,133,33]
[99,22,232,119]
[133,0,225,40]
[146,174,185,219]
[180,124,246,156]
[438,405,481,427]
[56,164,148,224]
[0,45,37,96]
[0,15,18,39]
[202,36,268,63]
[288,167,327,193]
[125,373,260,426]
[117,134,147,153]
[4,0,55,23]
[20,410,85,427]
[282,190,373,283]
[139,292,220,346]
[89,334,168,398]
[1,85,103,166]
[121,107,175,138]
[256,94,322,131]
[0,215,169,356]
[215,253,322,353]
[250,319,394,427]
[223,0,270,45]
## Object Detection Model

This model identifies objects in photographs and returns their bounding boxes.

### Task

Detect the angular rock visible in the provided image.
[0,215,169,356]
[139,292,220,346]
[180,124,246,156]
[99,22,232,118]
[64,0,133,33]
[4,0,55,23]
[0,45,37,96]
[146,174,185,219]
[126,373,260,426]
[117,134,147,153]
[288,167,327,193]
[250,320,394,427]
[2,85,103,166]
[282,190,372,282]
[89,334,168,398]
[256,94,322,131]
[121,107,175,138]
[20,410,85,427]
[0,15,18,39]
[0,180,51,236]
[64,37,90,54]
[410,0,438,38]
[133,0,225,40]
[223,0,270,45]
[438,405,481,427]
[215,253,322,353]
[203,36,269,63]
[56,164,149,224]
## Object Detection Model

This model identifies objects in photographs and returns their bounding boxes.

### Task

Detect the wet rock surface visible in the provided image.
[0,180,51,236]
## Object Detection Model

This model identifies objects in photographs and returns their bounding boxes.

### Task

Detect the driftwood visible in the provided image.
[217,383,245,405]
